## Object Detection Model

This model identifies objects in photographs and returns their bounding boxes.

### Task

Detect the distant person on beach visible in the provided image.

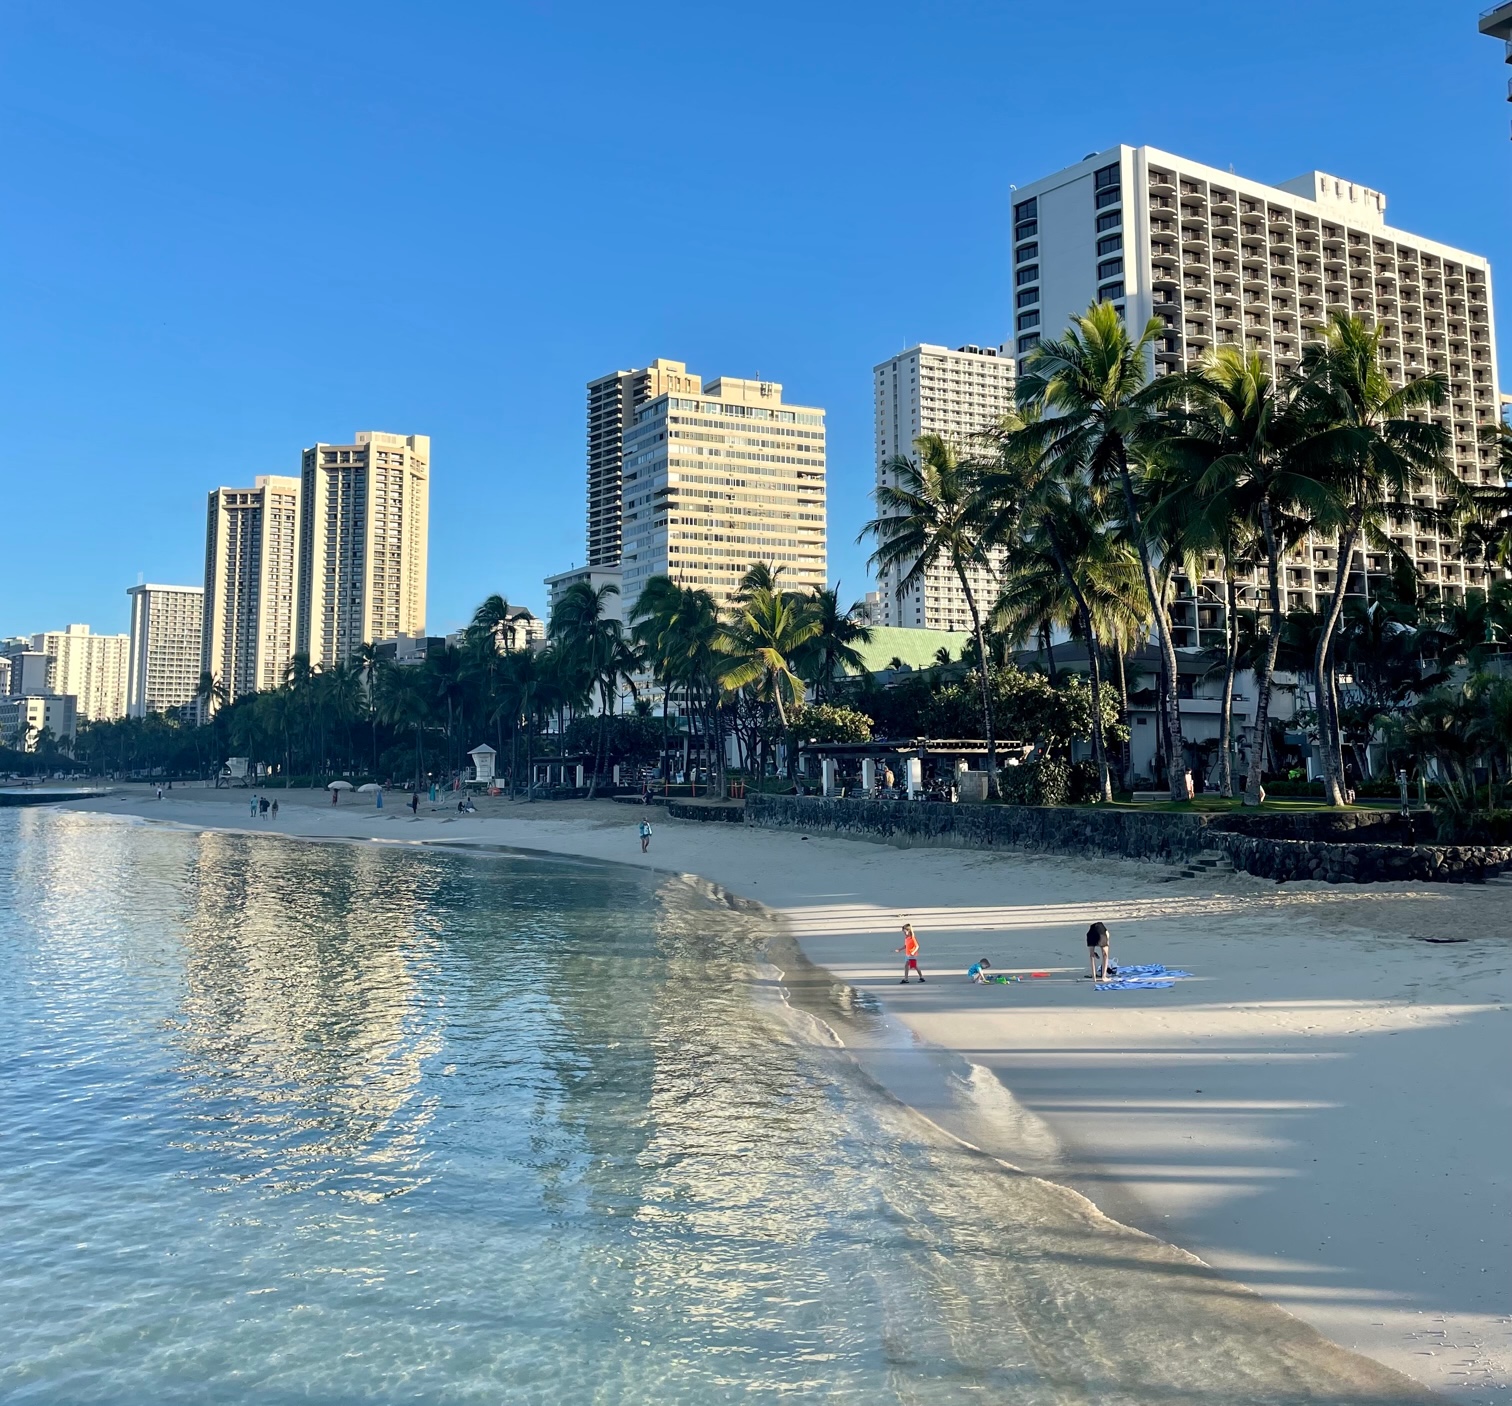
[410,793,419,815]
[271,800,279,819]
[156,786,163,801]
[639,819,653,853]
[1086,922,1112,981]
[248,793,256,816]
[259,797,270,816]
[967,958,992,983]
[331,788,338,806]
[896,923,926,983]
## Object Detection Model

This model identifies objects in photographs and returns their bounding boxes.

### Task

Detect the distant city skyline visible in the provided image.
[1,3,1507,639]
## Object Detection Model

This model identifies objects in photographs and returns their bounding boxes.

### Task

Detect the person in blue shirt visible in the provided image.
[967,958,993,984]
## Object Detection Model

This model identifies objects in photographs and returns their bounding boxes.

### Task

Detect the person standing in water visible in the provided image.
[896,922,926,983]
[1086,921,1112,981]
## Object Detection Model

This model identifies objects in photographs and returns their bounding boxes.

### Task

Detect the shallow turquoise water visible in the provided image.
[0,809,1420,1405]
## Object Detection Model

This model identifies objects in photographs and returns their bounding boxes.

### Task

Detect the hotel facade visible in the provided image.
[201,475,301,705]
[872,343,1016,631]
[297,432,429,669]
[618,370,826,613]
[1009,144,1500,642]
[27,624,129,722]
[126,583,205,718]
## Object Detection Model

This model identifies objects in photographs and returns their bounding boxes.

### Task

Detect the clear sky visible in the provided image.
[1,0,1507,640]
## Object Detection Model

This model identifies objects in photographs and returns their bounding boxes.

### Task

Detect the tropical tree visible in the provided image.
[1290,313,1455,805]
[863,433,1003,793]
[797,585,873,702]
[1015,302,1191,800]
[715,586,819,779]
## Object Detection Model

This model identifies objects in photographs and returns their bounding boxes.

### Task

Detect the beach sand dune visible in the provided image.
[63,787,1511,1401]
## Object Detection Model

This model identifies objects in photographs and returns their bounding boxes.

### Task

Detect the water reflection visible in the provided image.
[0,812,1437,1405]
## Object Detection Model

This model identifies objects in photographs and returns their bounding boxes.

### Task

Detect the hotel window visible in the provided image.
[1015,241,1038,263]
[1016,288,1040,308]
[1014,196,1037,223]
[1099,281,1125,301]
[1097,258,1123,280]
[1017,309,1040,328]
[1097,234,1122,256]
[1015,265,1039,286]
[1017,333,1041,353]
[1096,211,1121,232]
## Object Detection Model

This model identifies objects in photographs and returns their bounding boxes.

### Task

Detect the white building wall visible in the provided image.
[872,344,1016,631]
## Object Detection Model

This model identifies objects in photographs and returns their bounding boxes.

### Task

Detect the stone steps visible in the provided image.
[1161,849,1236,882]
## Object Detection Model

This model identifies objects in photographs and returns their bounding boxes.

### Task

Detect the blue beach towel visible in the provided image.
[1095,963,1192,991]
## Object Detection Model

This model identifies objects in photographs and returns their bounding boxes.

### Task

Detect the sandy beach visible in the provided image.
[56,785,1511,1402]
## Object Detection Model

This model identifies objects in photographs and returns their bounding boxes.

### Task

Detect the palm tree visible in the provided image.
[470,593,515,652]
[862,433,1002,792]
[978,417,1121,802]
[716,586,819,780]
[1016,302,1192,800]
[355,642,387,778]
[549,580,624,796]
[376,666,431,789]
[195,671,229,725]
[797,585,873,702]
[1292,313,1455,805]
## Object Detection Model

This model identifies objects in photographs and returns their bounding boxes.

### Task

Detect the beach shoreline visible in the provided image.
[53,785,1512,1401]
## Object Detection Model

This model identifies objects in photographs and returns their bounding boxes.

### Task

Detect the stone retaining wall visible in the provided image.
[1216,834,1512,884]
[744,794,1512,885]
[668,800,746,823]
[745,794,1215,861]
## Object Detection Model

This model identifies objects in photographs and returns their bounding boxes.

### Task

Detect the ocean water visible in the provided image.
[0,808,1426,1405]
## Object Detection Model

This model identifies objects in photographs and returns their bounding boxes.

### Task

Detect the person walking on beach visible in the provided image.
[1086,921,1112,981]
[639,819,653,853]
[410,792,419,815]
[248,793,257,817]
[896,922,926,983]
[271,799,279,820]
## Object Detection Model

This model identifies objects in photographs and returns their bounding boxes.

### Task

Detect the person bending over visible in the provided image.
[1086,922,1112,981]
[967,958,992,984]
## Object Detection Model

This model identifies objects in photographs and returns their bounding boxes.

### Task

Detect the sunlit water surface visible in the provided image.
[0,810,1425,1405]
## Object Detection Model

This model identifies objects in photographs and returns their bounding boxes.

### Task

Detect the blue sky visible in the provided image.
[1,0,1507,639]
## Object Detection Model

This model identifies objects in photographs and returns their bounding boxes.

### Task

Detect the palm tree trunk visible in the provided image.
[953,561,999,796]
[1244,506,1285,806]
[1313,524,1360,807]
[1048,539,1112,804]
[1218,571,1239,798]
[1115,644,1131,790]
[1116,455,1186,802]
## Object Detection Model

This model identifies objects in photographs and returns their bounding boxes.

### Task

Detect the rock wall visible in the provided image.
[745,794,1216,862]
[668,800,746,823]
[744,794,1512,885]
[1216,834,1512,884]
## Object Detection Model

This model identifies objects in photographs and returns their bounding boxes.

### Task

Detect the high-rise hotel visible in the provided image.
[297,432,429,669]
[873,343,1016,630]
[201,475,301,705]
[618,369,826,611]
[126,583,204,718]
[1009,144,1500,638]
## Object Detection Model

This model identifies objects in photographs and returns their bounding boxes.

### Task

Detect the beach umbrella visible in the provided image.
[327,780,354,791]
[357,783,383,793]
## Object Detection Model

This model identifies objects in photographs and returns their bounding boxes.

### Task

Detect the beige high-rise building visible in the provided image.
[201,475,301,706]
[585,359,703,568]
[619,369,826,612]
[126,584,205,718]
[1011,144,1501,641]
[28,624,130,721]
[297,432,429,669]
[873,343,1017,630]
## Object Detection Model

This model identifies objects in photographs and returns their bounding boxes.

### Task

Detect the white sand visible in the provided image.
[56,787,1512,1401]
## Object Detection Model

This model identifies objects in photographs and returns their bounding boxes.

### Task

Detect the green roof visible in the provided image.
[850,626,972,675]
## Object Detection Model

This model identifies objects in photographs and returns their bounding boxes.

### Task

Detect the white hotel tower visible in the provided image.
[1009,144,1500,639]
[872,344,1016,630]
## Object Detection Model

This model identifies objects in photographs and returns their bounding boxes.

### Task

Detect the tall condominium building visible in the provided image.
[1009,144,1501,639]
[1482,3,1512,138]
[584,359,703,568]
[126,584,205,718]
[873,343,1016,630]
[544,565,625,625]
[619,370,826,612]
[28,624,129,721]
[297,432,429,669]
[202,475,301,705]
